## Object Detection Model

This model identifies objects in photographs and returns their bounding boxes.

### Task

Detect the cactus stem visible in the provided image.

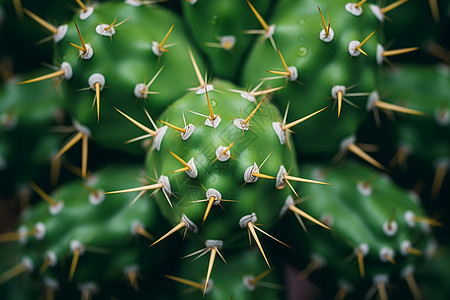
[75,0,87,12]
[288,205,330,230]
[150,221,186,247]
[164,275,205,291]
[404,272,422,300]
[23,8,58,35]
[380,0,409,14]
[115,108,158,136]
[355,0,368,8]
[282,106,328,130]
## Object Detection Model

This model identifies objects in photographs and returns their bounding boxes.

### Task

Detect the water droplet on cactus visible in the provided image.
[298,35,305,42]
[210,15,218,25]
[296,46,308,57]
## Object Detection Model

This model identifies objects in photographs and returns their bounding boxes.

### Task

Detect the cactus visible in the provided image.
[1,0,449,299]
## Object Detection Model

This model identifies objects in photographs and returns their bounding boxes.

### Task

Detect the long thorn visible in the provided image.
[318,6,329,36]
[381,0,409,14]
[150,221,186,247]
[383,47,418,57]
[284,175,330,185]
[158,120,186,133]
[348,143,386,171]
[17,69,65,85]
[81,133,88,179]
[188,48,205,87]
[289,205,330,230]
[75,0,87,12]
[203,196,216,223]
[356,30,376,56]
[159,24,174,51]
[282,106,328,130]
[23,8,58,35]
[247,0,269,33]
[115,108,157,136]
[203,248,216,295]
[247,222,270,268]
[375,101,424,116]
[244,98,265,125]
[105,183,163,195]
[205,89,215,120]
[355,0,368,8]
[357,250,365,278]
[168,150,190,168]
[30,181,57,206]
[68,249,80,282]
[164,275,204,290]
[405,273,422,300]
[0,263,28,285]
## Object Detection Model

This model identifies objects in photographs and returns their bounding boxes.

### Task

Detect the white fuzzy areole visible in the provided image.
[80,6,94,20]
[279,195,294,217]
[331,85,346,99]
[348,40,362,57]
[233,118,249,131]
[355,243,369,256]
[49,201,64,215]
[22,257,34,272]
[80,43,94,60]
[134,83,147,99]
[204,115,221,128]
[181,214,198,234]
[215,145,231,162]
[287,66,298,81]
[54,24,68,43]
[205,239,223,249]
[435,107,450,126]
[239,212,257,228]
[276,165,287,189]
[320,27,334,43]
[152,126,167,151]
[33,222,46,240]
[181,124,195,140]
[345,3,363,16]
[220,35,236,50]
[158,175,171,195]
[366,91,379,111]
[70,240,86,255]
[45,251,58,267]
[88,73,105,90]
[96,24,115,37]
[400,240,413,256]
[404,210,416,228]
[264,24,276,39]
[376,44,385,65]
[61,62,73,80]
[382,221,398,237]
[240,91,256,103]
[195,84,214,95]
[89,190,105,205]
[151,41,163,56]
[185,157,198,178]
[206,188,222,205]
[379,247,395,263]
[370,4,384,22]
[357,181,372,196]
[244,163,259,183]
[272,122,286,145]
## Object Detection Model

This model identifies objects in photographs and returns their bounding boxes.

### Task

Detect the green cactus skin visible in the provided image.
[181,0,271,80]
[291,160,435,298]
[0,69,65,197]
[47,1,206,154]
[241,0,385,157]
[143,78,308,251]
[5,164,171,298]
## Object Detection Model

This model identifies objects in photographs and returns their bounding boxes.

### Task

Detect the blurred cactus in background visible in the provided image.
[0,0,449,299]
